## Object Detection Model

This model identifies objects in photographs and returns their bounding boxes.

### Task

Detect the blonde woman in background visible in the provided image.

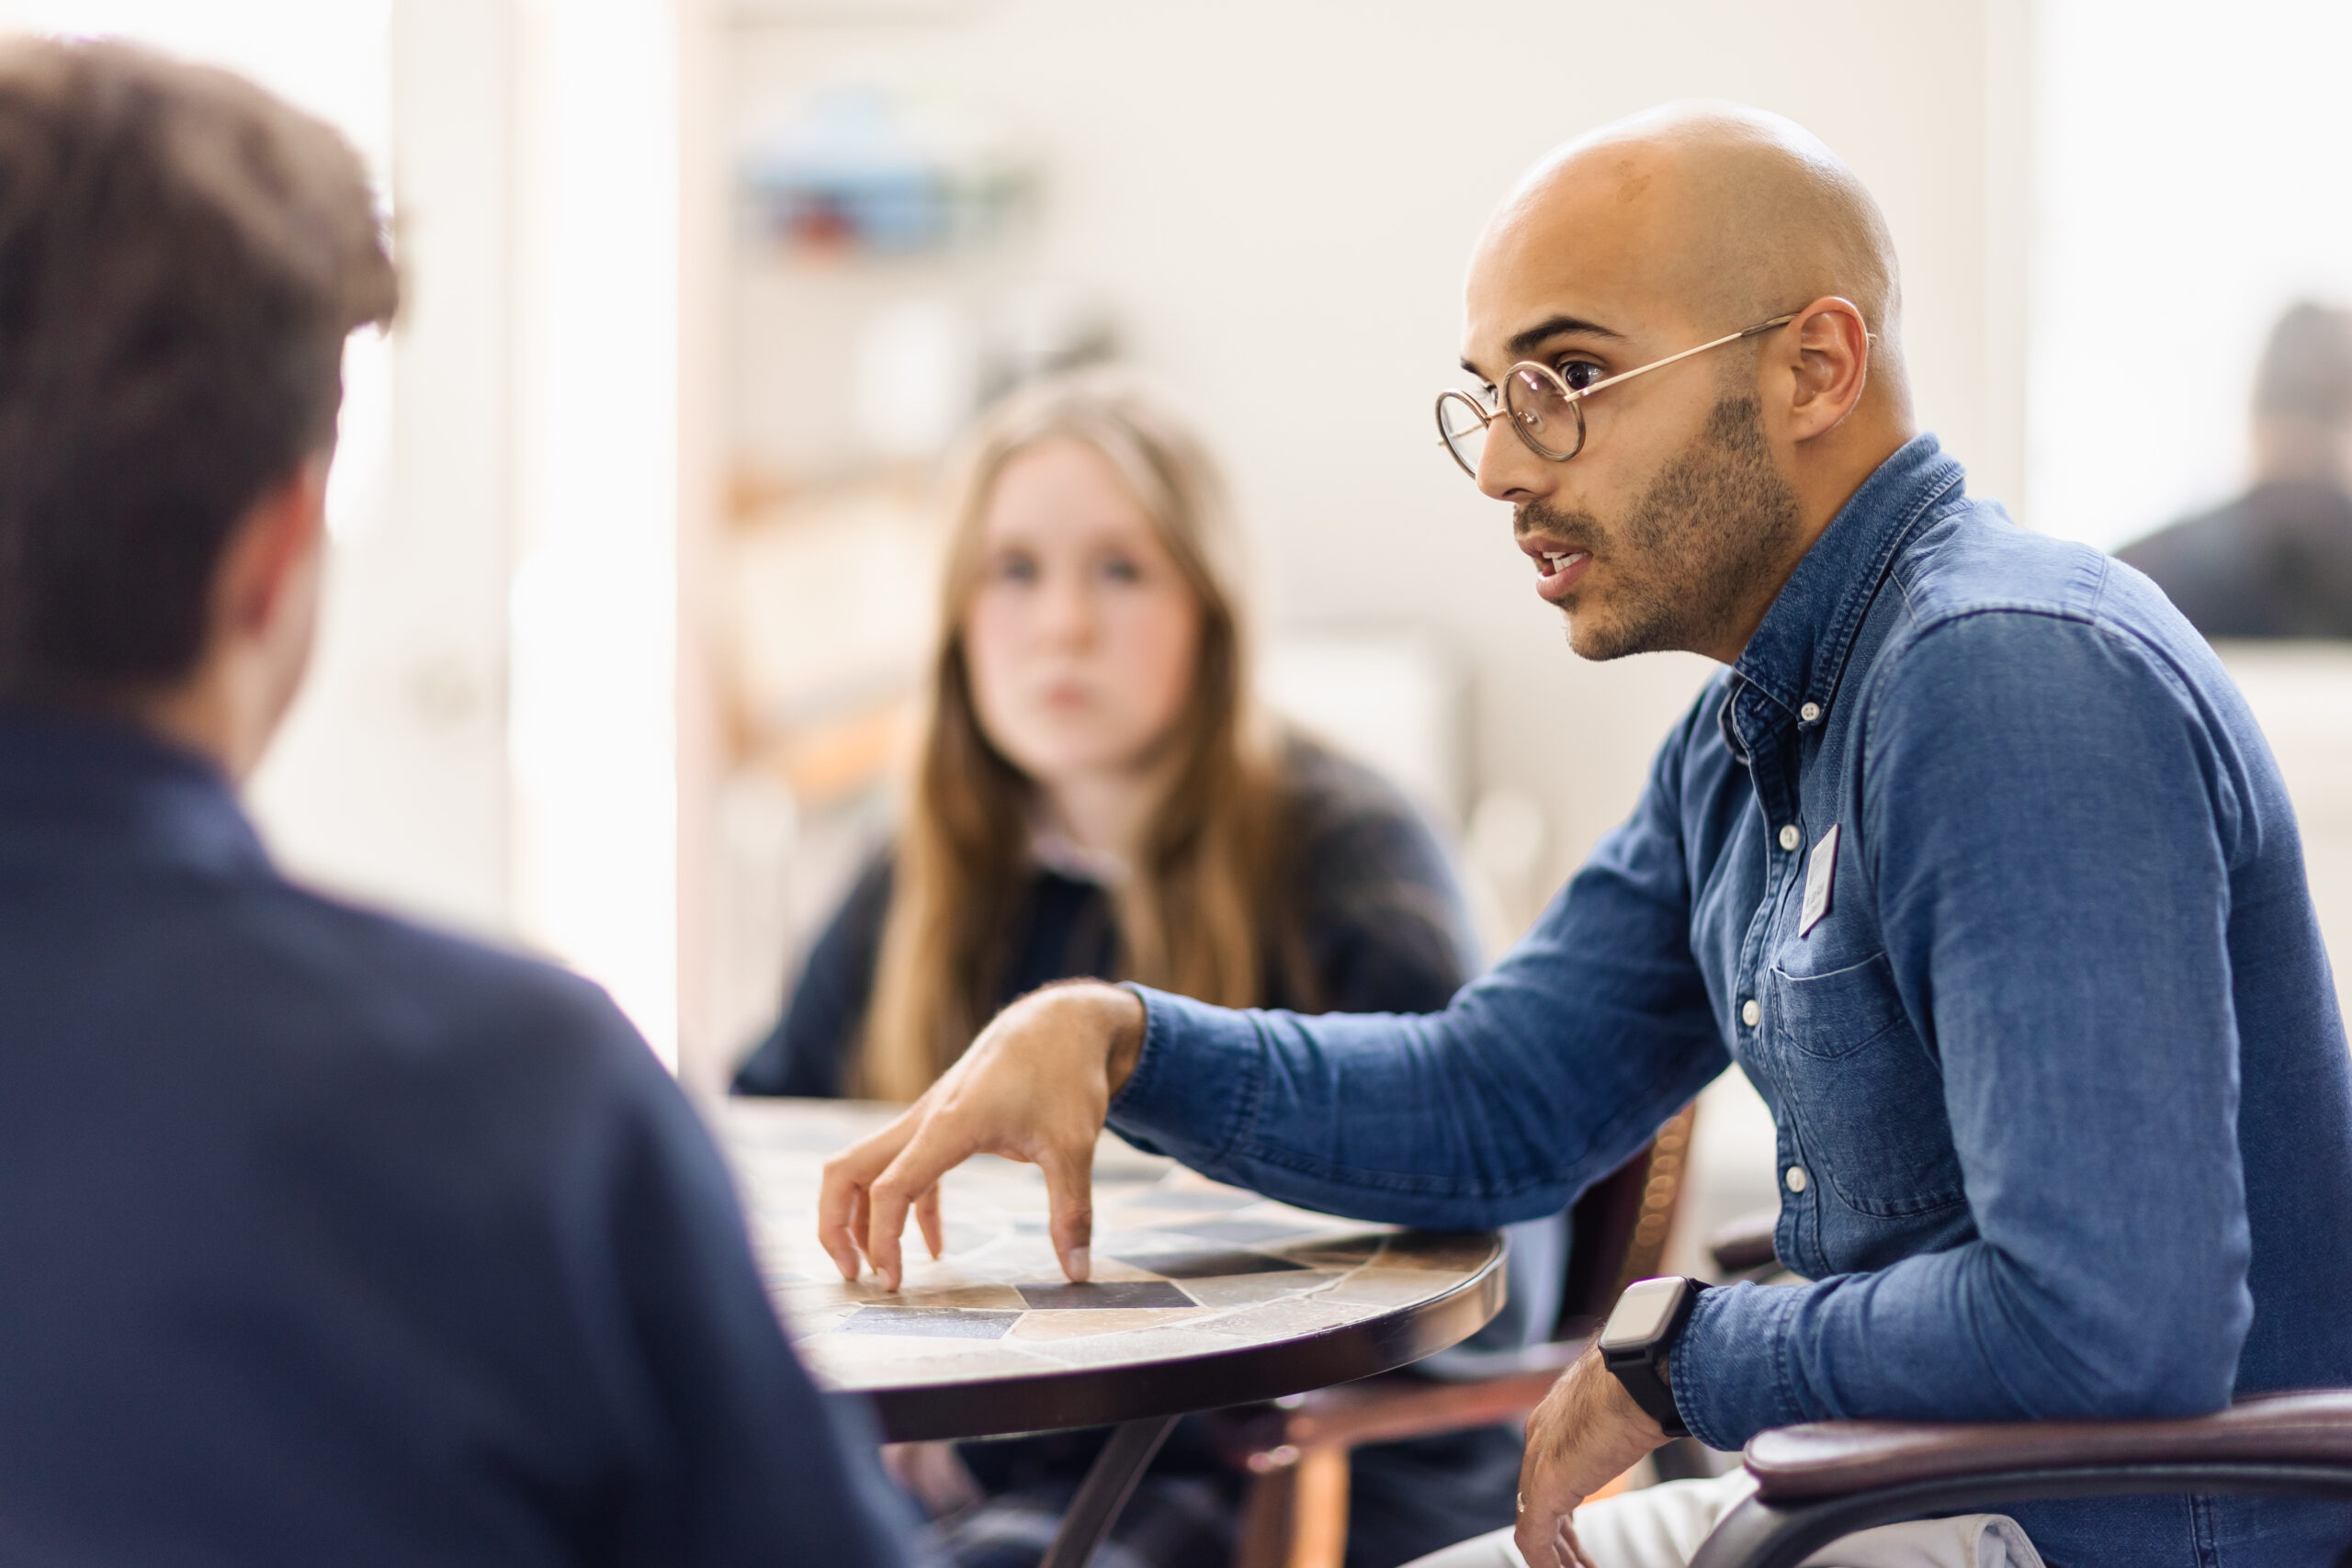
[734,369,1561,1568]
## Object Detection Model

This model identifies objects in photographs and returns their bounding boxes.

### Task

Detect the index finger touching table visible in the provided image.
[731,1098,1507,1444]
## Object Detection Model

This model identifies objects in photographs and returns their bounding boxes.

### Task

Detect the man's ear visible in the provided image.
[216,452,331,641]
[1781,296,1872,444]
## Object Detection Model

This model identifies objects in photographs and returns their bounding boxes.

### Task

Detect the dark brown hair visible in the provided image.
[857,370,1312,1100]
[0,37,397,700]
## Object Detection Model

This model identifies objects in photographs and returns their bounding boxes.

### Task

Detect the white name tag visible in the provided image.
[1800,823,1839,936]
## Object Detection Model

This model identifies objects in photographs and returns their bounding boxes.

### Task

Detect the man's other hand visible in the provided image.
[816,980,1148,1291]
[1516,1348,1671,1567]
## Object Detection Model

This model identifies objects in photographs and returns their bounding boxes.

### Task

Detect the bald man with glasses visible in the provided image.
[817,104,2352,1568]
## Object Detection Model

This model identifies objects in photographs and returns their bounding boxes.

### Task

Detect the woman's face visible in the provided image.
[962,437,1205,788]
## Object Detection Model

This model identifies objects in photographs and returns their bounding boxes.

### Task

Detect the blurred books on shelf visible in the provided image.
[736,85,1033,263]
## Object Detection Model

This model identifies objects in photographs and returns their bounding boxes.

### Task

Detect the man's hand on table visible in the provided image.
[817,980,1147,1291]
[1516,1348,1672,1568]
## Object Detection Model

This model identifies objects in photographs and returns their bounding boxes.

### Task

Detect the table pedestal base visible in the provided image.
[1039,1414,1181,1568]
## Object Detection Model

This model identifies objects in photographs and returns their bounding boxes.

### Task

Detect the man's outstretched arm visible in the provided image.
[818,694,1733,1290]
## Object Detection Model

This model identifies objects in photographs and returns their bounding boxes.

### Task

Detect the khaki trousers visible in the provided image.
[1400,1470,2044,1568]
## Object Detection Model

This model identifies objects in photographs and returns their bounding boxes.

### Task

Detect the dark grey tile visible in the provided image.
[1285,1238,1384,1268]
[1108,1247,1311,1280]
[1014,1280,1197,1310]
[840,1306,1022,1339]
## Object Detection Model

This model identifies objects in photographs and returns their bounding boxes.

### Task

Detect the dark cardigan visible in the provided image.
[732,738,1480,1097]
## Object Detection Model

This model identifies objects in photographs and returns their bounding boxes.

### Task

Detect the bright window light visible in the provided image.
[509,0,681,1065]
[0,2,399,545]
[2032,0,2352,548]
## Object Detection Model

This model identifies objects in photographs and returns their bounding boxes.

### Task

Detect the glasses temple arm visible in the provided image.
[1569,313,1800,401]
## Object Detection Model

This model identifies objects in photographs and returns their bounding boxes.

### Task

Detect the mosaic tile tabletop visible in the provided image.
[717,1099,1503,1401]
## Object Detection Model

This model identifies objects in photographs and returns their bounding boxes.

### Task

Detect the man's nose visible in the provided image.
[1476,417,1554,505]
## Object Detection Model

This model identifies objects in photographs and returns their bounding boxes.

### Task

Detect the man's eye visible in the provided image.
[1559,361,1604,392]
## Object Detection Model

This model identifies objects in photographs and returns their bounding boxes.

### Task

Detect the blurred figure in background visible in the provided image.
[2119,301,2352,637]
[734,369,1552,1568]
[0,38,912,1566]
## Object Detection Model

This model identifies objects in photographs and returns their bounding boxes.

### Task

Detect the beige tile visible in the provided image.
[1196,1300,1374,1338]
[1323,1267,1461,1308]
[889,1284,1029,1311]
[1376,1234,1499,1271]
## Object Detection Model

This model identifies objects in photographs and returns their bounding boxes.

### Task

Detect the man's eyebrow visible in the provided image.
[1460,314,1627,379]
[1507,313,1624,356]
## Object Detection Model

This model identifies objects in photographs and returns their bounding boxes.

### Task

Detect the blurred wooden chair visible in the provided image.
[1225,1102,1701,1568]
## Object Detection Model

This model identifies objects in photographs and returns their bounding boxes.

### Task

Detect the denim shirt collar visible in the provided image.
[0,706,272,878]
[1727,433,1967,737]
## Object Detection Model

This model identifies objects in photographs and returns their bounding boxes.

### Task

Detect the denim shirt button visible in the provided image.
[1777,824,1801,852]
[1741,998,1760,1028]
[1800,701,1822,724]
[1784,1165,1809,1193]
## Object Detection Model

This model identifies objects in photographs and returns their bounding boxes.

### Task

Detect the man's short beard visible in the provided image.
[1527,393,1803,661]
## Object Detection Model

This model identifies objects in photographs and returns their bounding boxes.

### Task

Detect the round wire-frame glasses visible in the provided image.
[1433,312,1801,479]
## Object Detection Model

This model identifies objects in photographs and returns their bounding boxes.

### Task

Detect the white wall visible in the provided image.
[508,0,685,1062]
[721,0,2029,901]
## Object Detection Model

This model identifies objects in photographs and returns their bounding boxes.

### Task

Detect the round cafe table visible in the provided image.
[718,1098,1506,1568]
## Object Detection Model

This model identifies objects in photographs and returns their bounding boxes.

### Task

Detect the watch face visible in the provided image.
[1599,1276,1687,1351]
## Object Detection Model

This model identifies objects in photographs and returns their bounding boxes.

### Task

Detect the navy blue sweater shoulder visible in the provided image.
[0,712,913,1568]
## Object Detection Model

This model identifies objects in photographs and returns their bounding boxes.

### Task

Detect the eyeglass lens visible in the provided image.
[1501,366,1584,462]
[1436,391,1490,477]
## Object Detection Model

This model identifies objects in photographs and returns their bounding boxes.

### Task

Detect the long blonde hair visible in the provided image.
[857,370,1307,1100]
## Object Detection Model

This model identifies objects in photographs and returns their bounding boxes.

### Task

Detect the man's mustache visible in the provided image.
[1513,502,1602,554]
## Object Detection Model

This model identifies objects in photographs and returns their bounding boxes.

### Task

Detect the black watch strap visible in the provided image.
[1598,1276,1702,1439]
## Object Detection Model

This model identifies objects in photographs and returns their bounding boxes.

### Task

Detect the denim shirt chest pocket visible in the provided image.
[1756,712,1971,1225]
[1761,942,1968,1219]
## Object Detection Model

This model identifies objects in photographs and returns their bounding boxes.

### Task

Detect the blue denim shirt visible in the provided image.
[1110,435,2352,1567]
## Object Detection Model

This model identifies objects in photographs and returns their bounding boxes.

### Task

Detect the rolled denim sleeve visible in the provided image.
[1670,606,2257,1446]
[1109,704,1730,1228]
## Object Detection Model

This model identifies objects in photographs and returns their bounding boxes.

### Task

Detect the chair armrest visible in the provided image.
[1706,1208,1781,1276]
[1744,1390,2352,1503]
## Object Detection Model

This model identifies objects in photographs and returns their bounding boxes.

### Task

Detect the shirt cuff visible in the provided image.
[1669,1279,1810,1450]
[1104,984,1264,1176]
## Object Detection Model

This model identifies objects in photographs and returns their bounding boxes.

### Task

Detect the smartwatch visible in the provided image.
[1598,1275,1702,1438]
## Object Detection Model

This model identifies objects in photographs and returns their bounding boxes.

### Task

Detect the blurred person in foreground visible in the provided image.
[815,103,2352,1568]
[735,369,1551,1568]
[2118,300,2352,637]
[0,38,912,1567]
